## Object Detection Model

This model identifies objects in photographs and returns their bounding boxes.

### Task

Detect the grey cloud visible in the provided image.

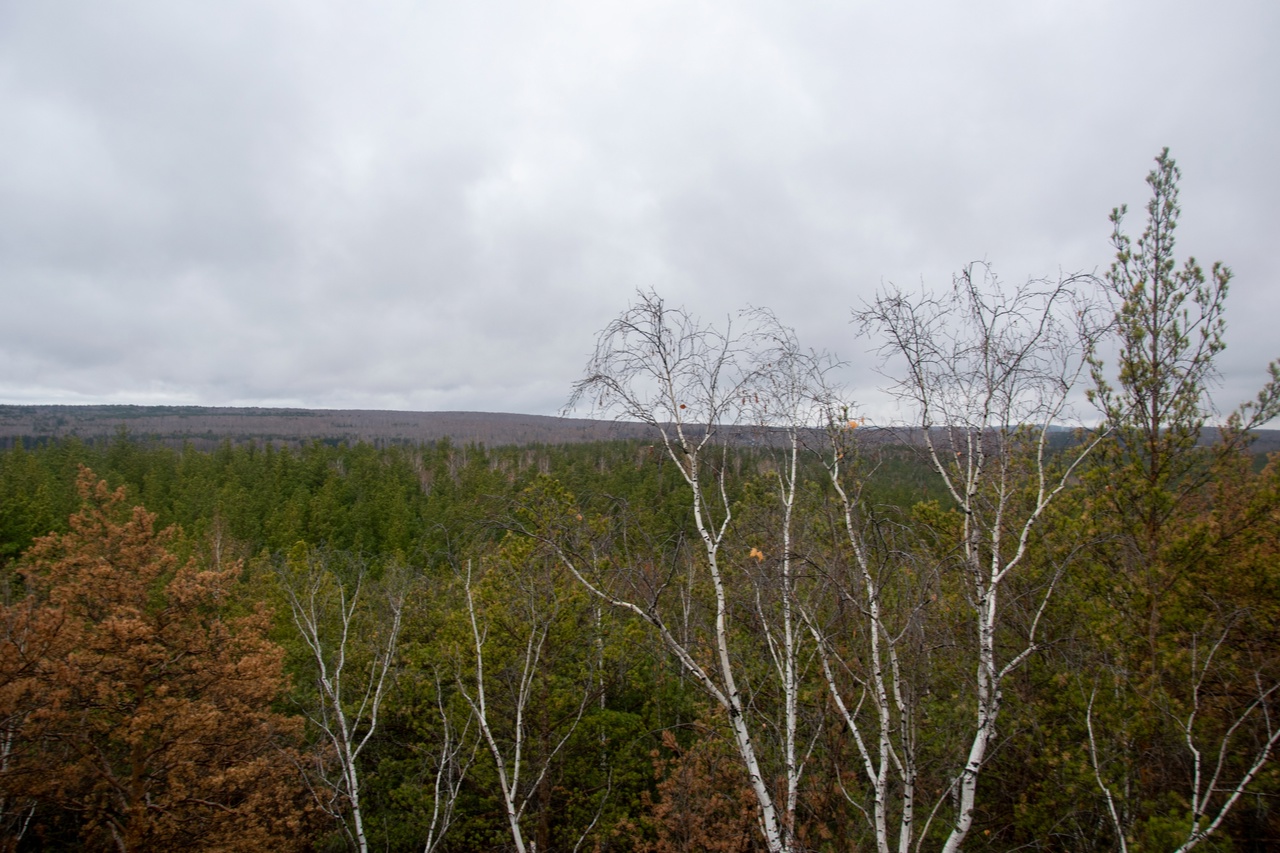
[1,0,1276,419]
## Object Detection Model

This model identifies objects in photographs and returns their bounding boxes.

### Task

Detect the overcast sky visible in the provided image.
[2,0,1276,421]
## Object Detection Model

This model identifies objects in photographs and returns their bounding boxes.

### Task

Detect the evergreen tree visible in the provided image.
[0,468,318,851]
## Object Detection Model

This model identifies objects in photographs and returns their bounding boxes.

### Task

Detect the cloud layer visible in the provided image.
[3,0,1276,419]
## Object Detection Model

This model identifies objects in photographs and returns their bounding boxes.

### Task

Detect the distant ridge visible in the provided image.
[0,405,658,449]
[2,405,1276,455]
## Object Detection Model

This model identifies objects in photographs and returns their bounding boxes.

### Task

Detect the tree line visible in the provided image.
[1,150,1277,851]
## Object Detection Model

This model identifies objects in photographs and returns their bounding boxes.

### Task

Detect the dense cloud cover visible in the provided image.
[2,1,1276,419]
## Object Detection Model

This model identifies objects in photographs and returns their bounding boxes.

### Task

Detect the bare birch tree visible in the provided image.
[1085,615,1280,853]
[743,308,849,840]
[556,292,817,853]
[800,407,935,853]
[454,555,595,853]
[276,547,407,853]
[419,666,478,853]
[856,263,1105,852]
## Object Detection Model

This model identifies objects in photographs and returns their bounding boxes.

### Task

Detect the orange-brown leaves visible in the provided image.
[624,724,766,853]
[0,468,319,851]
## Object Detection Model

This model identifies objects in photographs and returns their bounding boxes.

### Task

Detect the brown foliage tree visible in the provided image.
[0,467,318,852]
[618,723,765,853]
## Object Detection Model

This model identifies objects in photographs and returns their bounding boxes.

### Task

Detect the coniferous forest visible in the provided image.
[2,153,1278,852]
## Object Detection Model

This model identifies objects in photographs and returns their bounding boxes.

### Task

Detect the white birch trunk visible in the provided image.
[684,428,790,853]
[457,560,592,853]
[559,295,817,853]
[1170,632,1280,853]
[805,417,921,853]
[857,266,1105,852]
[422,668,476,853]
[279,551,406,853]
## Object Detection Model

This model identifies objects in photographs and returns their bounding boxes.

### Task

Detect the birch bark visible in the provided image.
[857,265,1104,852]
[278,548,407,853]
[556,293,818,853]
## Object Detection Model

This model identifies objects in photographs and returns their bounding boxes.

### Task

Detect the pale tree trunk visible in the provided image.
[857,265,1105,852]
[686,432,790,853]
[422,668,476,853]
[745,314,837,849]
[803,414,921,853]
[1169,628,1279,853]
[278,550,406,853]
[457,559,593,853]
[556,294,821,853]
[1085,688,1130,853]
[773,435,802,839]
